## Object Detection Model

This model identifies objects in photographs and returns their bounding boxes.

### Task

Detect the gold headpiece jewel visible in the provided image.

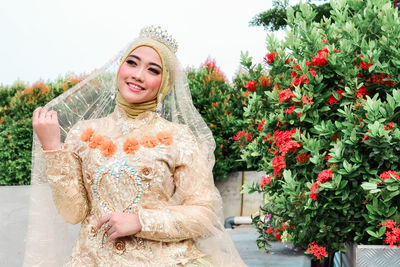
[140,26,178,53]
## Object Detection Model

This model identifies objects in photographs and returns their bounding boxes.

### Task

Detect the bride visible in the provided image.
[26,26,247,266]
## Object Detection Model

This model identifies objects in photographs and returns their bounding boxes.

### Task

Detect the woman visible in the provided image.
[27,26,246,266]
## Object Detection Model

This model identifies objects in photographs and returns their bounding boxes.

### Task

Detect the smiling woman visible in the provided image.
[26,26,247,266]
[117,46,163,104]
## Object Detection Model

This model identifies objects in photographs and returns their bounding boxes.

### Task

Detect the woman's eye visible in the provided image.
[126,60,137,66]
[149,68,161,75]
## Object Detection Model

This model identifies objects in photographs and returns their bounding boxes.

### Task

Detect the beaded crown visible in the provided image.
[139,26,178,53]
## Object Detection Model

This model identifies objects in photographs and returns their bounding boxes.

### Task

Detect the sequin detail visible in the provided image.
[93,159,143,213]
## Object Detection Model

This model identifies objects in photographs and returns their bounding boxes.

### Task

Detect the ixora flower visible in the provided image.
[278,89,296,104]
[244,80,258,91]
[380,170,400,181]
[257,120,265,132]
[328,88,344,104]
[260,176,272,189]
[271,156,286,177]
[306,242,328,260]
[233,130,252,142]
[309,48,329,66]
[264,52,277,64]
[380,220,400,247]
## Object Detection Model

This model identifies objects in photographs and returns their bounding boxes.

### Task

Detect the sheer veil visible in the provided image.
[24,27,244,266]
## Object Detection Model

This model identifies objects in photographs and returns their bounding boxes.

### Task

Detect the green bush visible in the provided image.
[240,0,400,260]
[187,59,247,180]
[0,76,83,185]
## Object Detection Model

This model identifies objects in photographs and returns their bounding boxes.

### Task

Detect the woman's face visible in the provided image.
[117,46,163,104]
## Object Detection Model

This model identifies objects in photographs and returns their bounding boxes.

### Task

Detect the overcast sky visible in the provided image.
[0,0,288,86]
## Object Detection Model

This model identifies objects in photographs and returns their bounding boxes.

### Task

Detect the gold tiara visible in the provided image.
[139,26,178,53]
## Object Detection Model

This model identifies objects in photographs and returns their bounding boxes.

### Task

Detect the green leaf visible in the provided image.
[361,182,378,191]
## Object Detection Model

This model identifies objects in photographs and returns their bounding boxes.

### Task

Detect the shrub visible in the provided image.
[241,0,400,260]
[187,59,247,179]
[0,75,84,185]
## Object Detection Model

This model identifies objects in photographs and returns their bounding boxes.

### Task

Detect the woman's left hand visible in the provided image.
[97,212,142,242]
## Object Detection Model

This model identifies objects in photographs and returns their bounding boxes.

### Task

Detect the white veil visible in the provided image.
[24,27,244,266]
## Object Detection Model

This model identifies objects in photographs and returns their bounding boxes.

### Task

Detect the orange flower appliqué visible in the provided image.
[100,140,117,157]
[156,131,173,146]
[89,134,104,148]
[81,127,95,142]
[141,135,159,148]
[123,137,140,154]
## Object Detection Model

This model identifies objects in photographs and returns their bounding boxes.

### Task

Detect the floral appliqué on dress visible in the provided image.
[81,127,174,156]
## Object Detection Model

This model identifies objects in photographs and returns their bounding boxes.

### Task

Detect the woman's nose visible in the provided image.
[132,67,144,82]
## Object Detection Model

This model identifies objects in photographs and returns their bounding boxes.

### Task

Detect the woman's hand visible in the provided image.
[97,212,142,242]
[32,107,62,150]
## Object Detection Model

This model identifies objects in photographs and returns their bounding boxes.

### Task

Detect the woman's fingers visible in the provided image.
[97,213,112,230]
[106,231,119,242]
[32,107,42,122]
[38,107,48,120]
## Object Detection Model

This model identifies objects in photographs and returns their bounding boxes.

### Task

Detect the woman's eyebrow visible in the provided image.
[127,55,162,70]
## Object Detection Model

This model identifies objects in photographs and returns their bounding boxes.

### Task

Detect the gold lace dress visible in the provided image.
[43,108,220,266]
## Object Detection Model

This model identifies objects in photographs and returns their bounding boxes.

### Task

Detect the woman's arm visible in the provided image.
[135,127,220,242]
[33,107,89,224]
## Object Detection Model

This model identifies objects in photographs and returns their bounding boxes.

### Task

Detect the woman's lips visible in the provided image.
[127,82,145,92]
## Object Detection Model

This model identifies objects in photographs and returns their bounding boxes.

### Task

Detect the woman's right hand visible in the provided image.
[32,107,62,150]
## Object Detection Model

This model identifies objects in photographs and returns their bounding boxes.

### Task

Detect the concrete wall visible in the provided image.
[215,171,265,219]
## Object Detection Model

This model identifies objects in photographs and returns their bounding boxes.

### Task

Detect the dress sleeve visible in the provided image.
[42,122,89,224]
[136,126,220,242]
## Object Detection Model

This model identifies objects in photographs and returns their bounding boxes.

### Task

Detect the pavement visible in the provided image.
[0,185,311,267]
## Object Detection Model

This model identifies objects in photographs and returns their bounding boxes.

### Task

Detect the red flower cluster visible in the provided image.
[361,130,370,143]
[278,89,296,104]
[296,152,311,164]
[272,156,286,177]
[266,223,289,241]
[328,89,344,104]
[324,151,332,161]
[269,129,301,177]
[317,169,333,183]
[257,120,266,131]
[284,104,295,115]
[272,129,302,156]
[260,176,272,189]
[290,63,310,88]
[356,55,373,70]
[310,169,333,200]
[201,58,226,83]
[264,52,277,64]
[291,73,309,87]
[310,68,317,78]
[233,130,252,142]
[308,48,329,66]
[302,95,314,105]
[310,182,320,200]
[244,80,257,91]
[306,242,328,260]
[380,170,400,181]
[384,122,395,131]
[356,85,368,99]
[382,220,400,247]
[368,73,394,87]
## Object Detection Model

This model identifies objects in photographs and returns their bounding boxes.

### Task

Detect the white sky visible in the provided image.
[0,0,282,86]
